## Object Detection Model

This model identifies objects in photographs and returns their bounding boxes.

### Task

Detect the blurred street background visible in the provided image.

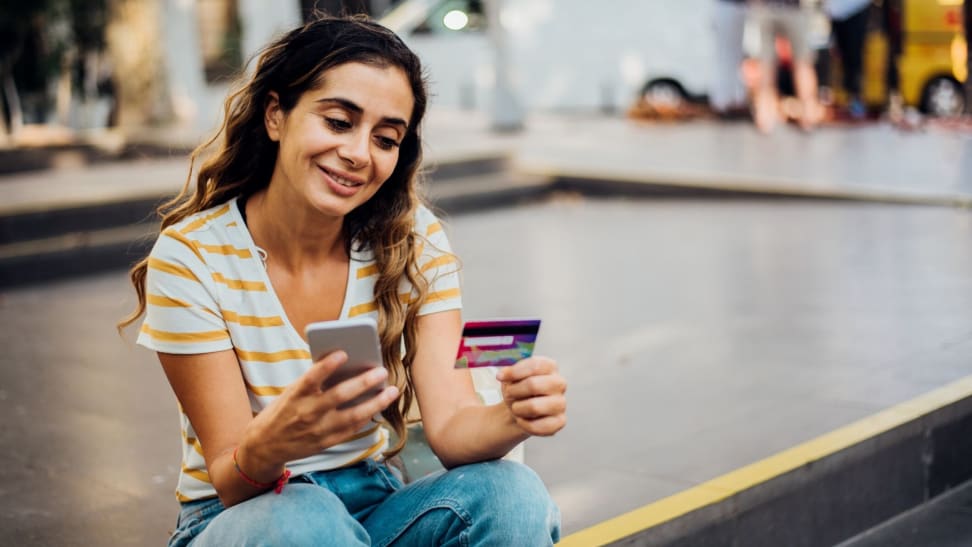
[2,0,972,545]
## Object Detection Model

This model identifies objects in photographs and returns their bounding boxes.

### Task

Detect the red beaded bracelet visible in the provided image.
[232,447,291,494]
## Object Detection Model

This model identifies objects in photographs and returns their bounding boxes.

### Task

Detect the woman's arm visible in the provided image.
[159,348,398,507]
[410,310,567,467]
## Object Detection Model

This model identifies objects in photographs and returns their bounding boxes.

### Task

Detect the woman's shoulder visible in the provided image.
[413,204,445,237]
[167,199,240,237]
[151,198,242,261]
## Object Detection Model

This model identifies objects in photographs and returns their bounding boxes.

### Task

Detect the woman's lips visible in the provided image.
[319,165,366,197]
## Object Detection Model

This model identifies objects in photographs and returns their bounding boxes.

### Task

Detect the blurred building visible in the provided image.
[0,0,403,137]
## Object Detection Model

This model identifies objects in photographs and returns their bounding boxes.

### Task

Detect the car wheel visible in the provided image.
[921,77,965,117]
[641,79,687,109]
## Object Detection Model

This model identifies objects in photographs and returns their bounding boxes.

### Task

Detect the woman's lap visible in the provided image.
[170,459,560,547]
[364,459,561,546]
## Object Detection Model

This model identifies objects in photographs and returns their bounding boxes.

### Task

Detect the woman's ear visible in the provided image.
[265,91,283,142]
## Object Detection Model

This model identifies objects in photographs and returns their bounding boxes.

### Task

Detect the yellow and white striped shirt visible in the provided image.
[137,197,461,501]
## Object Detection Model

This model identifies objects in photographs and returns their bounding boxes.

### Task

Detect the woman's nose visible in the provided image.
[339,130,370,169]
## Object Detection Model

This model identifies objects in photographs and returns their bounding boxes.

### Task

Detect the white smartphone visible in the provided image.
[305,317,385,409]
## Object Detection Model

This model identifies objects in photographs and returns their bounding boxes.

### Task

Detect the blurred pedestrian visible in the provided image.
[880,0,904,120]
[749,0,824,132]
[826,0,872,120]
[118,15,564,547]
[965,0,971,115]
[711,0,750,118]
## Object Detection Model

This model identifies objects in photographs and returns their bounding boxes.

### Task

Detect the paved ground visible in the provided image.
[3,195,972,544]
[2,111,972,544]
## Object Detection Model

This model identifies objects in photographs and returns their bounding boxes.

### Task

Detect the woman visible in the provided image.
[120,16,565,546]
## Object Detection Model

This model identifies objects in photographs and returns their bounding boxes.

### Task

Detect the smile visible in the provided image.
[319,166,365,188]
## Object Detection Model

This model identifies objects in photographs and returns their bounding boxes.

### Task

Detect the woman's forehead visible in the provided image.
[304,62,414,118]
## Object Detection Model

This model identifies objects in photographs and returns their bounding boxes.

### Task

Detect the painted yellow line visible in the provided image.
[559,374,972,546]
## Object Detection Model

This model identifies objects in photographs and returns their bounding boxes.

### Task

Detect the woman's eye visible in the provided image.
[326,118,352,131]
[375,136,400,150]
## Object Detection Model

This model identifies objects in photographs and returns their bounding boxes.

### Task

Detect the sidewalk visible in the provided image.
[4,109,972,216]
[3,110,972,545]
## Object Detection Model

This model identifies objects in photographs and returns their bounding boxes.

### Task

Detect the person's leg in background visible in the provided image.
[881,0,904,119]
[832,5,871,119]
[711,0,749,118]
[752,5,782,132]
[780,5,822,130]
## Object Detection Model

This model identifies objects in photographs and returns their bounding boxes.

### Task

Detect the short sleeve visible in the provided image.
[136,229,233,355]
[415,206,462,316]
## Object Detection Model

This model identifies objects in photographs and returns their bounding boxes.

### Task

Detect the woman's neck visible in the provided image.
[244,188,347,271]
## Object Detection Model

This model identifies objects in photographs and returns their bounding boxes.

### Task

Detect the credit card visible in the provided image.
[454,319,541,368]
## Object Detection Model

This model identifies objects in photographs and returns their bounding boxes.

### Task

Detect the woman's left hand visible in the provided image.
[496,356,567,437]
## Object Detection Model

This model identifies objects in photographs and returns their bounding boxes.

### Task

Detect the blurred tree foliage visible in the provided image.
[0,0,108,127]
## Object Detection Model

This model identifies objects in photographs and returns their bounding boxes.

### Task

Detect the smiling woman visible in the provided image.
[117,14,565,547]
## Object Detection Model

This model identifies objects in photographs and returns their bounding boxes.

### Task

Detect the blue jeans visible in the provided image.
[169,459,561,546]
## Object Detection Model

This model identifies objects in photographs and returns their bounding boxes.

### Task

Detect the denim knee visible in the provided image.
[450,460,561,544]
[189,484,369,547]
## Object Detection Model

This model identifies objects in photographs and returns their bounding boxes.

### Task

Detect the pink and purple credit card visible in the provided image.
[454,319,541,368]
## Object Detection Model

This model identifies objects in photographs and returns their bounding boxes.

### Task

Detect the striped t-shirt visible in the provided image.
[136,197,462,501]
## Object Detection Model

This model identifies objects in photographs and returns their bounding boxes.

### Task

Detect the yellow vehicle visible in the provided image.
[858,0,967,116]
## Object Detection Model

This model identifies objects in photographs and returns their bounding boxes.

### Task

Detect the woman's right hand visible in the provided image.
[237,350,400,479]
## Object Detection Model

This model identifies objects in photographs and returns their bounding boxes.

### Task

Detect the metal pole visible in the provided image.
[485,0,523,132]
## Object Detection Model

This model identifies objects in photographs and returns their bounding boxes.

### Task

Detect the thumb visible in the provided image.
[298,350,347,394]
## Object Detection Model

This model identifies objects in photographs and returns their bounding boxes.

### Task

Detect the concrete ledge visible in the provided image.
[549,176,972,208]
[560,376,972,547]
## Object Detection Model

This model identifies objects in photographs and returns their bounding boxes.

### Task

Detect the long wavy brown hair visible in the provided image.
[119,15,440,457]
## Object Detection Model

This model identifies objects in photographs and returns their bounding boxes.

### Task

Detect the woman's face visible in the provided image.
[265,61,415,219]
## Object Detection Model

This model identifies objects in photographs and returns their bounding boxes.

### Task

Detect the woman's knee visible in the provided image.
[446,460,560,538]
[192,484,369,546]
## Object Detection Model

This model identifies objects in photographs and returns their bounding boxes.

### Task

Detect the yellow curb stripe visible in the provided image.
[558,374,972,546]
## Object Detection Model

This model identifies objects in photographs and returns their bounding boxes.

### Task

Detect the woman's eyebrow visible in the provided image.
[316,97,408,130]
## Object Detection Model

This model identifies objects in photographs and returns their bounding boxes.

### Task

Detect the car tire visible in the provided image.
[920,76,965,117]
[641,79,688,109]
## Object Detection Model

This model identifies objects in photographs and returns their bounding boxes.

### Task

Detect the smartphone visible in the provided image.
[305,317,385,408]
[454,318,541,368]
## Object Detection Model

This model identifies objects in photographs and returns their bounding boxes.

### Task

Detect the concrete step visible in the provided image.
[837,479,972,547]
[0,164,553,288]
[560,378,972,547]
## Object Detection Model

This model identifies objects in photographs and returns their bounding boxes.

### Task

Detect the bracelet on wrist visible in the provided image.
[232,447,291,494]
